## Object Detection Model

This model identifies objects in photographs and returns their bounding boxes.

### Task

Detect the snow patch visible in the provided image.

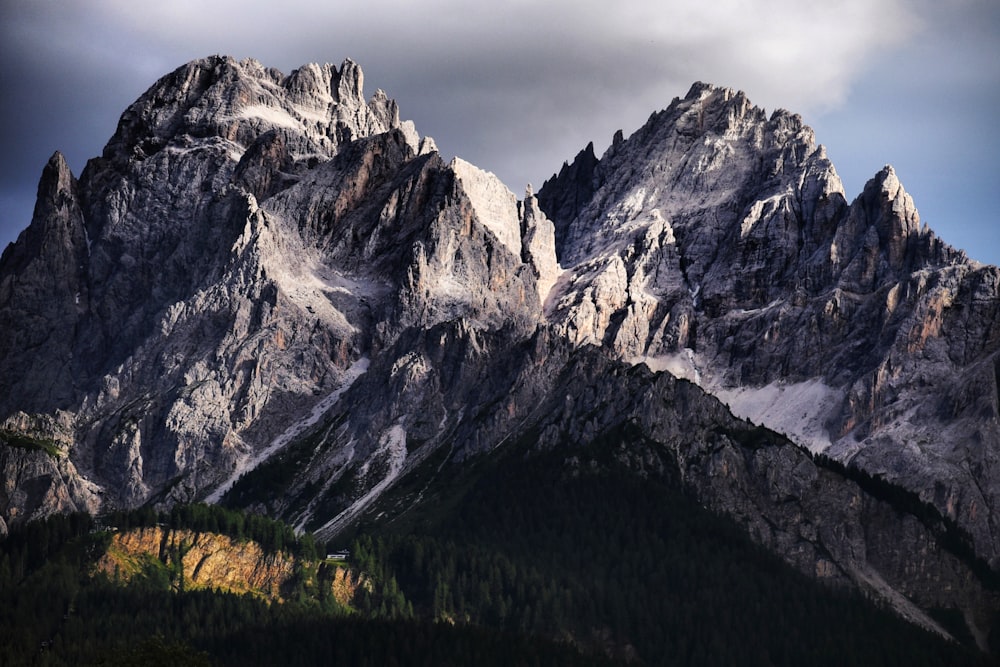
[634,352,842,454]
[204,357,370,504]
[290,101,331,124]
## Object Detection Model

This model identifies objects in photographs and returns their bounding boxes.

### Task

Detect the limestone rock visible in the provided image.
[0,152,89,414]
[94,526,363,605]
[0,57,997,641]
[537,82,1000,564]
[519,187,561,306]
[0,56,546,521]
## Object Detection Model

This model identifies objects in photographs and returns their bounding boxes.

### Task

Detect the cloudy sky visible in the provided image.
[2,0,998,263]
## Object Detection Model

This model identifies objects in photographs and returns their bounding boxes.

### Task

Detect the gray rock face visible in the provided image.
[0,55,554,514]
[0,153,90,413]
[0,59,997,642]
[537,81,1000,565]
[0,412,102,534]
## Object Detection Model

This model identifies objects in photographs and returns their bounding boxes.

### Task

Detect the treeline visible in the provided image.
[0,511,95,585]
[0,453,995,666]
[101,502,322,560]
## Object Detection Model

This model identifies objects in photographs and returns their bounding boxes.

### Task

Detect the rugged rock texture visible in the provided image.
[0,58,997,644]
[537,82,1000,564]
[0,55,557,516]
[0,153,90,413]
[94,526,362,605]
[0,414,102,535]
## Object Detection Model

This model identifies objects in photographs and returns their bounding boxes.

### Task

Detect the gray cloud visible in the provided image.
[2,0,996,262]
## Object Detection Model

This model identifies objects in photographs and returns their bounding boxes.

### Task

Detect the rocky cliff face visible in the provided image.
[0,58,997,643]
[0,55,555,515]
[94,526,362,605]
[0,415,101,534]
[276,322,997,643]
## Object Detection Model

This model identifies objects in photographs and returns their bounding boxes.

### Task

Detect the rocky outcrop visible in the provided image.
[0,414,102,535]
[0,153,90,414]
[519,185,561,306]
[536,141,599,259]
[94,526,363,606]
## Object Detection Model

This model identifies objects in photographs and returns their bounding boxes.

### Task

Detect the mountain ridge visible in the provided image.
[536,79,1000,564]
[1,56,997,647]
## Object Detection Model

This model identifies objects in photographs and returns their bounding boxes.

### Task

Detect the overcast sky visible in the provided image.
[2,0,998,264]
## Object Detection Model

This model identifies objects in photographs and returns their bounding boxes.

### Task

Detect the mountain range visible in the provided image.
[1,55,998,653]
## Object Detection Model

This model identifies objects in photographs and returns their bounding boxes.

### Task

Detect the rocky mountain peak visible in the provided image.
[830,163,955,290]
[97,55,411,173]
[680,80,767,133]
[39,151,75,199]
[0,150,89,414]
[336,58,364,101]
[870,165,920,236]
[450,157,523,258]
[3,151,83,267]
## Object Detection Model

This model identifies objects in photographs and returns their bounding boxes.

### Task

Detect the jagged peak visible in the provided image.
[33,151,80,227]
[99,55,416,168]
[450,156,522,257]
[40,151,74,190]
[872,164,899,189]
[684,80,733,100]
[336,57,364,100]
[45,150,69,171]
[862,164,911,211]
[682,81,755,112]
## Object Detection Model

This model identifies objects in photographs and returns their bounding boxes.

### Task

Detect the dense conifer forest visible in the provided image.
[0,443,993,665]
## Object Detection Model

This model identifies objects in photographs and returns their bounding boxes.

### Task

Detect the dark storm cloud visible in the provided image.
[1,0,996,262]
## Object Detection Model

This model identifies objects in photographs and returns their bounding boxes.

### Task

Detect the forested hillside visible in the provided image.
[2,446,992,665]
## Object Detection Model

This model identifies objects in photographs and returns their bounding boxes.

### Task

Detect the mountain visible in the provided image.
[537,84,1000,569]
[0,56,998,651]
